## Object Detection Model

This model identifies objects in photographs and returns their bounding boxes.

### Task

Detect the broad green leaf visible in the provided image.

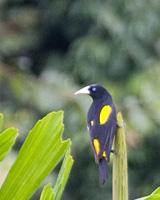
[40,184,54,200]
[135,187,160,200]
[0,111,71,200]
[40,147,73,200]
[54,147,74,200]
[0,128,18,162]
[0,113,18,162]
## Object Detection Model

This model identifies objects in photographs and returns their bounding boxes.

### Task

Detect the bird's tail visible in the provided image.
[98,158,108,184]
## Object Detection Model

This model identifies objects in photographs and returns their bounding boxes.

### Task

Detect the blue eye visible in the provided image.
[92,87,97,92]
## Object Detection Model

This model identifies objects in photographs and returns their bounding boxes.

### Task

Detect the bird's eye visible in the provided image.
[92,87,97,92]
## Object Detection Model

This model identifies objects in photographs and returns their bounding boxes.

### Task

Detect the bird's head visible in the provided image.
[75,84,110,100]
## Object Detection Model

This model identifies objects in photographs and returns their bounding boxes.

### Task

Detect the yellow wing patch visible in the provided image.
[102,151,107,160]
[93,139,100,156]
[91,120,94,126]
[99,105,112,125]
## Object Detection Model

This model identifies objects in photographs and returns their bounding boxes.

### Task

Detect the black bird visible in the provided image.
[75,84,117,184]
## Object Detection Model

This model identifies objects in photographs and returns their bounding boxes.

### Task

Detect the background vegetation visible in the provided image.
[0,0,160,199]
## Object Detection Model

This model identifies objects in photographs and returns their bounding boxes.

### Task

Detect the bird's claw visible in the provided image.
[111,149,120,156]
[116,121,125,128]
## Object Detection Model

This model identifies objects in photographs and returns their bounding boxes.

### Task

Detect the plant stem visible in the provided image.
[112,112,128,200]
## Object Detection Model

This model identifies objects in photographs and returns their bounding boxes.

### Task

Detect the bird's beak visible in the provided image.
[74,86,90,95]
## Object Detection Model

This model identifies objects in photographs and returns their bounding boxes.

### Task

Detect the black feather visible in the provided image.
[98,158,108,184]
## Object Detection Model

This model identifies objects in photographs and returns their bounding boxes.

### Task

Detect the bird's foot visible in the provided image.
[111,149,119,156]
[116,121,125,128]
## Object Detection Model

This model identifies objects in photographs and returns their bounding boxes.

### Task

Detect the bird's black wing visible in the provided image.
[88,102,117,163]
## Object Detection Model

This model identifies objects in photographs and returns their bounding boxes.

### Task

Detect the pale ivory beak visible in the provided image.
[74,86,90,95]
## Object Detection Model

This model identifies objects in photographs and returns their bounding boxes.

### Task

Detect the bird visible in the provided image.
[75,84,117,184]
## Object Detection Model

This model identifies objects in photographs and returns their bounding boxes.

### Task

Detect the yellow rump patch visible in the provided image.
[99,105,112,125]
[91,120,94,126]
[102,151,107,160]
[93,139,100,156]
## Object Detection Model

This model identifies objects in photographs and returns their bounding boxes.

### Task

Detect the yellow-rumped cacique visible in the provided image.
[75,84,117,184]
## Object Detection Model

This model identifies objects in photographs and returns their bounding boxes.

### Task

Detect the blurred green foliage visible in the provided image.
[0,0,160,199]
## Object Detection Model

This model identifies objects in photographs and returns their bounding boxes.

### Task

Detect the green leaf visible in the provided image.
[0,111,71,200]
[40,147,73,200]
[54,147,74,200]
[135,187,160,200]
[0,113,18,162]
[40,184,54,200]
